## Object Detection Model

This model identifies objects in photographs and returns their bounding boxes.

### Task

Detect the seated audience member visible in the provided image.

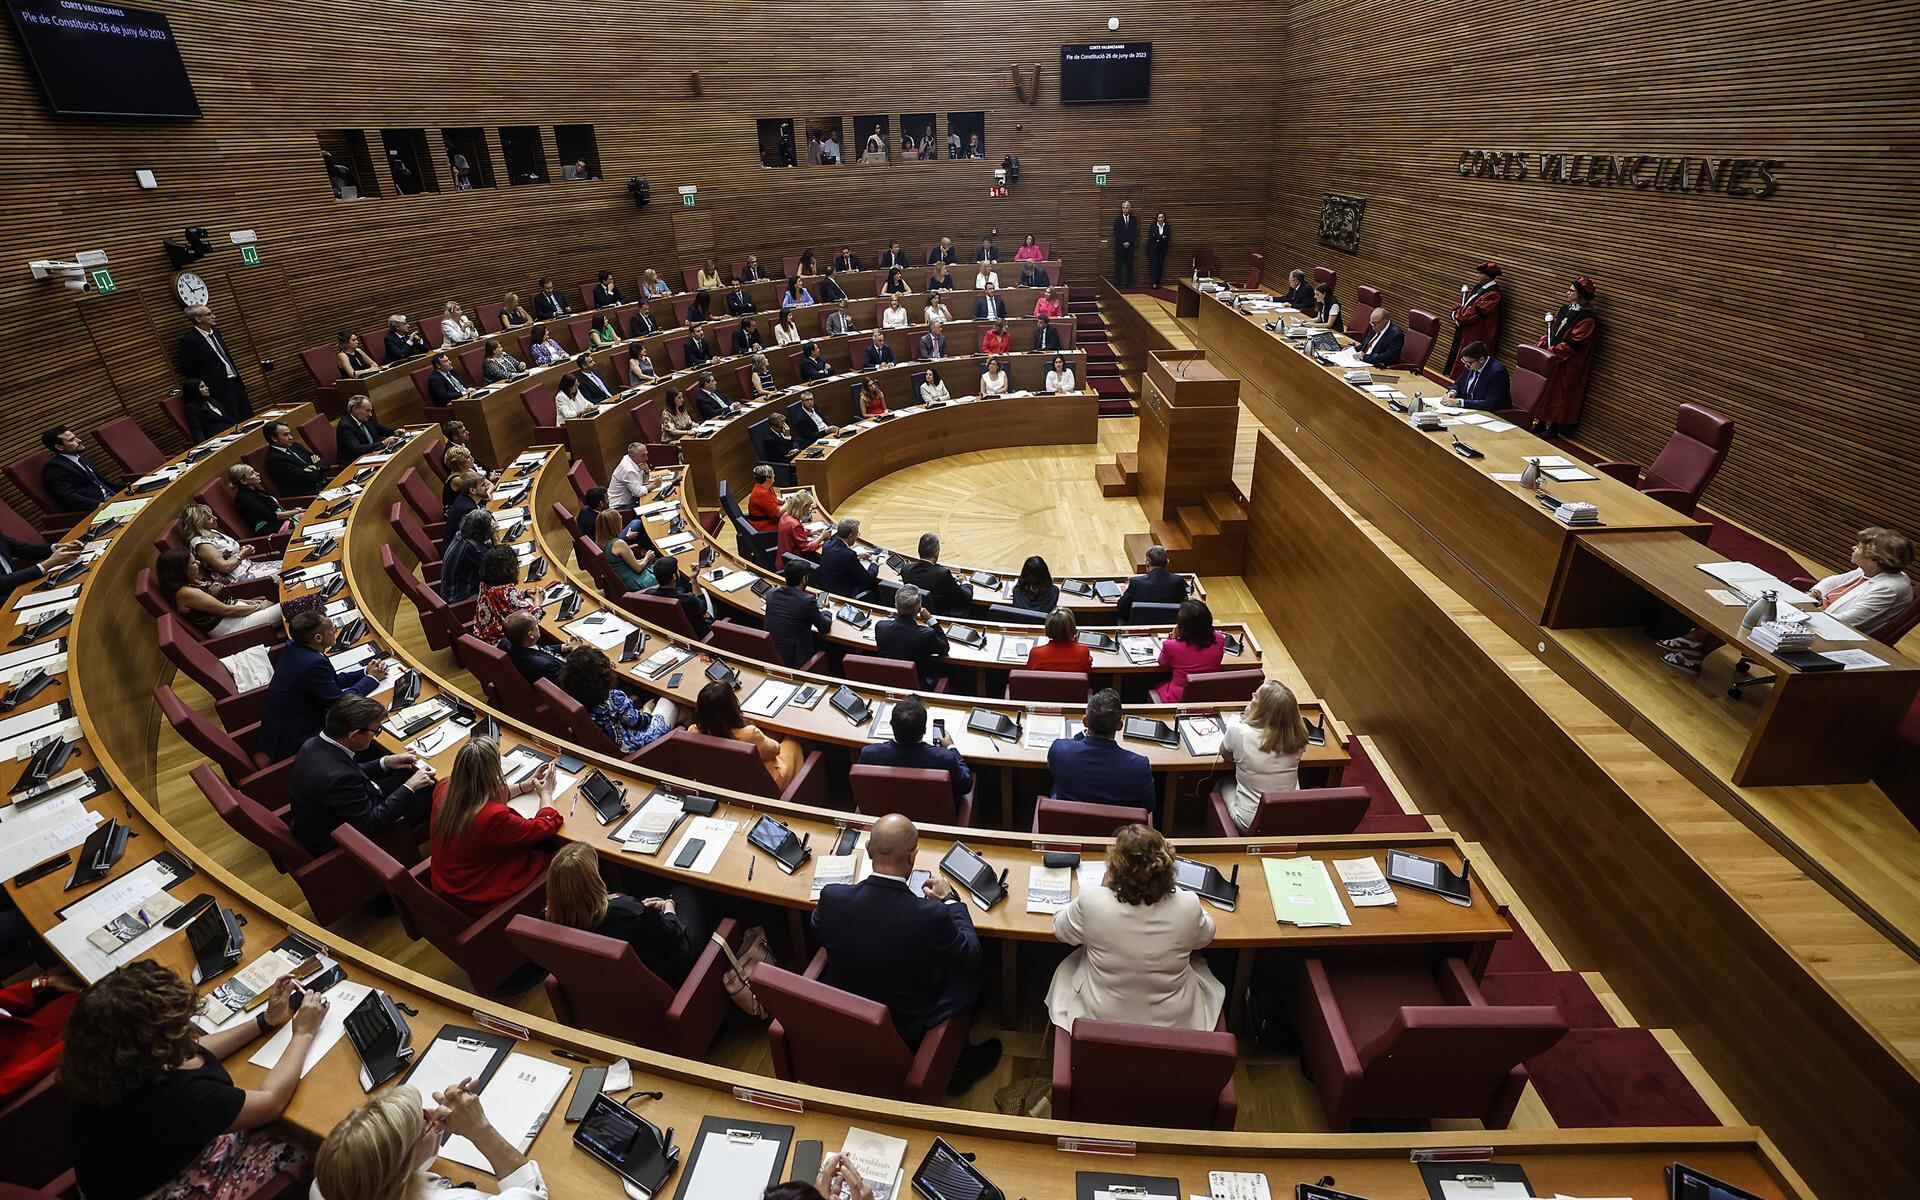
[798,249,820,276]
[575,351,614,401]
[729,283,758,317]
[1116,543,1190,621]
[289,695,434,855]
[587,314,622,351]
[1045,823,1224,1031]
[813,517,880,599]
[443,420,491,477]
[1444,341,1510,411]
[383,314,428,362]
[833,246,863,273]
[818,268,848,304]
[336,331,380,381]
[659,388,696,440]
[762,410,799,459]
[973,285,1008,322]
[440,508,496,603]
[440,473,491,546]
[1033,287,1062,318]
[1279,268,1315,309]
[882,266,911,295]
[0,965,80,1104]
[430,737,560,914]
[156,547,282,637]
[553,374,599,420]
[598,507,659,592]
[798,342,833,382]
[546,843,703,987]
[782,276,815,309]
[314,1082,548,1200]
[441,300,481,346]
[882,296,911,329]
[745,465,781,528]
[440,446,478,503]
[690,370,733,420]
[811,813,1000,1089]
[40,426,122,512]
[859,696,973,810]
[917,321,947,361]
[773,311,802,345]
[0,531,79,601]
[1221,680,1310,831]
[182,501,278,585]
[576,483,610,538]
[560,645,679,753]
[1018,260,1051,288]
[974,231,1000,263]
[336,396,401,462]
[261,610,390,761]
[979,357,1010,397]
[974,265,1000,291]
[629,299,662,337]
[686,290,711,324]
[531,277,570,319]
[918,365,951,404]
[1033,315,1065,353]
[880,241,909,269]
[695,678,804,788]
[627,350,657,386]
[1357,306,1404,367]
[765,557,831,666]
[979,319,1011,357]
[474,545,541,641]
[684,322,715,366]
[640,268,671,298]
[1014,233,1045,262]
[499,291,533,328]
[481,338,526,382]
[875,584,950,689]
[1045,354,1078,394]
[179,376,234,441]
[739,253,768,283]
[1010,555,1060,613]
[903,532,973,616]
[1048,689,1155,811]
[927,236,958,265]
[1027,607,1094,674]
[593,270,626,309]
[922,296,952,326]
[824,300,857,336]
[424,351,471,406]
[748,350,779,400]
[528,323,568,367]
[64,960,325,1200]
[859,378,889,417]
[1659,527,1916,673]
[1155,599,1226,702]
[790,388,835,443]
[1313,281,1342,332]
[264,420,327,494]
[228,462,295,538]
[499,612,570,686]
[646,555,713,637]
[607,443,660,510]
[927,263,956,292]
[776,492,824,561]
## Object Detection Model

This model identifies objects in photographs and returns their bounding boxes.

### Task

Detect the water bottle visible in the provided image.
[1740,589,1778,632]
[1519,459,1541,490]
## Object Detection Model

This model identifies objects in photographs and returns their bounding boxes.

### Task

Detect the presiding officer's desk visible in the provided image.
[1176,279,1709,624]
[5,404,1813,1200]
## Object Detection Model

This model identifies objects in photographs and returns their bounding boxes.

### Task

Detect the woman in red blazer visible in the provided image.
[1026,607,1094,674]
[0,969,79,1102]
[745,464,782,531]
[430,738,562,914]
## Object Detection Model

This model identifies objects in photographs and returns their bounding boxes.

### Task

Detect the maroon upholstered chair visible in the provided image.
[1594,404,1734,517]
[159,392,196,441]
[154,684,293,795]
[628,402,681,467]
[93,417,166,476]
[620,591,705,640]
[3,451,89,530]
[1242,254,1265,291]
[0,500,42,545]
[387,503,442,582]
[397,467,447,536]
[632,728,828,807]
[192,765,418,926]
[842,652,948,692]
[453,633,544,722]
[156,613,271,730]
[1180,668,1264,704]
[1205,784,1369,837]
[1356,285,1386,311]
[1295,956,1568,1131]
[1398,309,1439,373]
[1053,1017,1238,1129]
[1313,266,1338,293]
[357,327,389,365]
[757,950,968,1105]
[1006,669,1089,703]
[1501,346,1553,425]
[506,914,744,1056]
[521,384,562,444]
[568,460,599,502]
[1032,797,1149,837]
[333,825,547,996]
[1345,304,1374,341]
[574,535,623,592]
[476,302,505,333]
[135,567,282,657]
[709,619,827,673]
[382,545,461,651]
[0,1075,74,1193]
[850,763,973,826]
[532,678,628,758]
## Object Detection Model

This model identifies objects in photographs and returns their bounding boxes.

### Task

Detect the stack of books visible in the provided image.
[1554,500,1601,525]
[1749,618,1815,653]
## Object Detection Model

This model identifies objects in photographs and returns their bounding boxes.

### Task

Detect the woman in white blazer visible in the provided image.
[1045,825,1225,1033]
[439,301,480,346]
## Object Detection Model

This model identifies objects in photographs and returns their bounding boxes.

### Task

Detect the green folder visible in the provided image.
[1261,856,1351,927]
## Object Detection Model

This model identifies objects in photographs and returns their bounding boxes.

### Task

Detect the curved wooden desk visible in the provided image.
[0,409,1812,1200]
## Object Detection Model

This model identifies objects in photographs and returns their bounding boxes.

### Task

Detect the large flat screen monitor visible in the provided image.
[7,1,201,118]
[1061,42,1152,104]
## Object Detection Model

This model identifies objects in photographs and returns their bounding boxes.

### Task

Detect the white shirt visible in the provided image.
[975,270,999,289]
[980,371,1009,397]
[199,327,238,377]
[312,1161,546,1200]
[923,303,950,325]
[1811,568,1915,639]
[1046,368,1076,394]
[1224,721,1303,831]
[607,456,652,509]
[554,390,598,420]
[882,305,910,329]
[774,323,801,345]
[440,316,479,345]
[919,380,950,404]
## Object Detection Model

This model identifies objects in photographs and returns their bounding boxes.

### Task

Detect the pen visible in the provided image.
[551,1048,590,1063]
[747,857,754,881]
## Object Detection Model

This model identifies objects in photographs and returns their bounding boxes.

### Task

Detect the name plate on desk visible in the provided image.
[732,1084,805,1113]
[1055,1136,1136,1156]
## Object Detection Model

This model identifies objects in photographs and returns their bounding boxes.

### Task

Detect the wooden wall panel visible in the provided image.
[0,1,1284,516]
[1259,0,1920,563]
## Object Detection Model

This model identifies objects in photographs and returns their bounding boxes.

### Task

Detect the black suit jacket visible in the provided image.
[693,387,731,420]
[592,283,625,308]
[266,444,327,495]
[1116,566,1191,621]
[578,370,615,402]
[259,644,377,762]
[799,355,832,382]
[812,875,980,1045]
[832,254,863,272]
[42,454,120,512]
[819,276,847,304]
[646,581,711,636]
[1113,214,1139,255]
[504,638,567,686]
[1279,281,1315,308]
[1019,264,1052,288]
[335,415,397,462]
[972,296,1004,321]
[974,244,999,263]
[1146,222,1172,257]
[383,329,426,363]
[1453,358,1512,411]
[178,327,241,386]
[812,538,880,599]
[726,290,756,316]
[926,246,957,265]
[0,533,53,598]
[1358,322,1405,367]
[629,310,661,337]
[738,264,767,282]
[731,327,764,356]
[1032,325,1063,352]
[426,368,470,404]
[901,560,973,617]
[288,736,426,856]
[879,250,908,268]
[789,404,832,446]
[683,337,713,367]
[532,290,569,319]
[764,585,831,667]
[863,344,896,369]
[874,616,949,688]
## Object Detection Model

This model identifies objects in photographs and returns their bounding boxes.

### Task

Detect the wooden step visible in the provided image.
[1203,489,1246,526]
[1091,377,1130,399]
[1095,461,1136,498]
[1117,452,1138,477]
[1097,398,1136,418]
[1177,504,1219,540]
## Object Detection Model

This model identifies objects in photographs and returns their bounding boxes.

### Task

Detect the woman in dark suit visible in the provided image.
[1010,555,1059,612]
[1146,212,1172,288]
[179,377,233,441]
[1313,281,1342,333]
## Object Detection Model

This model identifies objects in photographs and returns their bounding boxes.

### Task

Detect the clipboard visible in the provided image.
[1416,1161,1532,1200]
[402,1024,516,1112]
[670,1114,793,1200]
[1076,1170,1180,1200]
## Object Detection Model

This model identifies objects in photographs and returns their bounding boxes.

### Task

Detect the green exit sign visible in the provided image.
[682,193,695,207]
[89,268,115,293]
[239,244,260,265]
[1094,173,1108,187]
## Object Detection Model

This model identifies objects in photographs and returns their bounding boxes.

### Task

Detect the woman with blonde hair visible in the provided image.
[748,350,779,400]
[1044,824,1224,1031]
[498,291,532,328]
[429,737,560,914]
[546,842,704,986]
[440,300,479,346]
[1221,680,1310,831]
[226,462,296,538]
[313,1081,546,1200]
[182,502,280,584]
[776,489,823,560]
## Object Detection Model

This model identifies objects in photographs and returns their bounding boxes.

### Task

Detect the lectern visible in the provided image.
[1116,350,1247,574]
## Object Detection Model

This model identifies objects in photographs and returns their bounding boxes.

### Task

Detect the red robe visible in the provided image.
[1535,306,1599,425]
[0,982,77,1103]
[1447,282,1502,374]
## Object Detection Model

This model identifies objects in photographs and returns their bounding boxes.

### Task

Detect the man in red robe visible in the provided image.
[1447,261,1503,374]
[1534,275,1599,437]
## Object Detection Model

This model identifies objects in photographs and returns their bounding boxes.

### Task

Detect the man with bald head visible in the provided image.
[811,813,1001,1092]
[177,303,254,421]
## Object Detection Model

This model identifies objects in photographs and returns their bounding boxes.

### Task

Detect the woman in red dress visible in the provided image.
[1533,275,1599,438]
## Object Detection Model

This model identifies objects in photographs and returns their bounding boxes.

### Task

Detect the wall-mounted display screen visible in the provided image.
[7,0,201,118]
[1060,42,1151,104]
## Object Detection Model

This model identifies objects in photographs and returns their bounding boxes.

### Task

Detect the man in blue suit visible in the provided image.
[811,518,882,600]
[812,813,1001,1091]
[858,697,973,812]
[1445,341,1511,412]
[1356,307,1405,367]
[862,329,896,369]
[1115,544,1190,622]
[1047,689,1155,814]
[287,695,434,856]
[260,610,390,762]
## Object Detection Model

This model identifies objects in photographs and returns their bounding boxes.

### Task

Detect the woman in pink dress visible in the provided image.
[1153,599,1225,703]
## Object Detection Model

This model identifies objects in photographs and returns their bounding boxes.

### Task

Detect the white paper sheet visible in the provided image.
[438,1053,572,1170]
[1481,419,1517,432]
[1026,865,1071,914]
[1826,649,1889,671]
[1545,467,1597,482]
[667,816,736,874]
[743,680,795,718]
[247,980,372,1077]
[677,1129,783,1200]
[1522,455,1574,468]
[563,610,638,652]
[3,720,78,761]
[13,583,80,612]
[0,640,68,674]
[406,1035,505,1107]
[0,797,102,878]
